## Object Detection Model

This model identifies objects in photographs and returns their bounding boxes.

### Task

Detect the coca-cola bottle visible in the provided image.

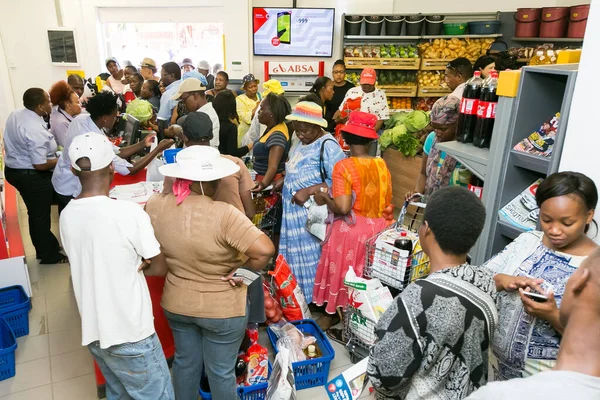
[456,71,483,143]
[473,70,499,149]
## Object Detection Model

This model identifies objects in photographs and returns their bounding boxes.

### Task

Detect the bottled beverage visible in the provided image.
[473,71,499,148]
[304,344,322,359]
[468,175,484,199]
[394,231,414,277]
[456,71,483,143]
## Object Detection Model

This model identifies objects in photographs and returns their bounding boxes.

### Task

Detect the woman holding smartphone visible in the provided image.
[484,171,599,381]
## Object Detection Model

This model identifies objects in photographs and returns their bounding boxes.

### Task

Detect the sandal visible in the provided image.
[316,313,341,331]
[326,327,346,345]
[40,254,69,265]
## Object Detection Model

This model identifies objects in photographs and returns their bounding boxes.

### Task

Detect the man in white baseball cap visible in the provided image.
[60,133,174,399]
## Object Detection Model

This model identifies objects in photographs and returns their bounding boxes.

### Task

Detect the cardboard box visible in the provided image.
[325,358,371,400]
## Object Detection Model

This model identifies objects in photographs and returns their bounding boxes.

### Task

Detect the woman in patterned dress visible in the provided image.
[278,102,345,303]
[312,111,393,329]
[485,171,598,381]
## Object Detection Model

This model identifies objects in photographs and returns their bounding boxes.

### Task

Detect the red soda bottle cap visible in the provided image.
[474,71,481,77]
[401,231,407,237]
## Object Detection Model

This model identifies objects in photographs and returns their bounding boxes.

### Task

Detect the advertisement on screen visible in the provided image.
[252,8,335,57]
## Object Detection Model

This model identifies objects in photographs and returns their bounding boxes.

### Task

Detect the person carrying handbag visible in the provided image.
[278,101,346,304]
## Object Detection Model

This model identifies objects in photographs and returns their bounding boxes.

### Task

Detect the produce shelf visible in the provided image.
[344,34,502,40]
[344,57,421,70]
[511,37,584,43]
[434,141,489,180]
[380,85,418,97]
[497,219,527,240]
[510,150,550,175]
[417,86,451,97]
[420,58,477,70]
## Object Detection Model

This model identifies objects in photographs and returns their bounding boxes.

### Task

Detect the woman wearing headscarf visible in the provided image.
[407,96,469,203]
[49,80,82,147]
[313,112,393,330]
[279,101,345,303]
[236,74,262,145]
[145,146,275,400]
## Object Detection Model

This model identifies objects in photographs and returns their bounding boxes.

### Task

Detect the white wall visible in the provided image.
[560,2,599,188]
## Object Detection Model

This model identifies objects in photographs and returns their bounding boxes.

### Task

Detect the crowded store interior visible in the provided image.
[0,0,599,399]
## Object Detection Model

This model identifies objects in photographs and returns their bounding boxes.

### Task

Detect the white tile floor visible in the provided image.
[3,199,373,399]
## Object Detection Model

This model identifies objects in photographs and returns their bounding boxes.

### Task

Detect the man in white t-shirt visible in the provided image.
[466,249,600,400]
[59,133,174,399]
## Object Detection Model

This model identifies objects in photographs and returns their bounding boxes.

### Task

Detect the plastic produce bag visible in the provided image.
[146,157,164,183]
[269,322,317,362]
[266,346,296,400]
[269,255,312,321]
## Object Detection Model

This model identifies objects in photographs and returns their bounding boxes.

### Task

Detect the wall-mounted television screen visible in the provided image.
[252,8,335,57]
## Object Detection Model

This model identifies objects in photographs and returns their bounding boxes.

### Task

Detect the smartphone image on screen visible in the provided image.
[277,11,291,44]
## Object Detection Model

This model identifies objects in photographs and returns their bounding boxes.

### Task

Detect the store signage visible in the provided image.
[268,62,320,76]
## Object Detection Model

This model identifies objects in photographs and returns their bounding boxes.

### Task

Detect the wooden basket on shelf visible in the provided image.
[420,58,477,70]
[379,85,418,97]
[344,57,421,70]
[417,86,452,97]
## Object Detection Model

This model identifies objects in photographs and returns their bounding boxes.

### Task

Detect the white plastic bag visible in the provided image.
[146,157,164,183]
[266,346,296,400]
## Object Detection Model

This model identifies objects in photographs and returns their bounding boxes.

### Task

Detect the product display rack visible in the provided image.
[460,64,578,264]
[511,37,584,43]
[342,12,503,101]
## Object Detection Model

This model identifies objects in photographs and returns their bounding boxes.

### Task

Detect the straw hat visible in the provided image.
[158,146,240,182]
[286,101,327,128]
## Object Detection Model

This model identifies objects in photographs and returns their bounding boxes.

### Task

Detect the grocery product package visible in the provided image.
[269,322,317,362]
[245,327,269,386]
[269,255,312,321]
[498,179,543,231]
[267,346,297,400]
[371,229,418,288]
[513,113,560,157]
[325,358,371,400]
[263,280,285,325]
[344,270,393,345]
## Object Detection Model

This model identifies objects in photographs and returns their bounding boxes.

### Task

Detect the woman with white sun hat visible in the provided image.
[144,145,275,400]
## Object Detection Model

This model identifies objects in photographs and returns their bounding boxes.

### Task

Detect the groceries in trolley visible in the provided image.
[344,270,393,346]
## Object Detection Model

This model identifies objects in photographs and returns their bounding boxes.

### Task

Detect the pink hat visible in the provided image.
[340,112,379,140]
[360,68,377,85]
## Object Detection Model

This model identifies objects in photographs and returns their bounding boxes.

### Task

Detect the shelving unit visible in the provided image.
[511,37,584,43]
[344,34,502,41]
[435,141,489,180]
[471,64,579,264]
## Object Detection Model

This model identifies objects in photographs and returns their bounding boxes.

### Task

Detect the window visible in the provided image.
[48,30,78,64]
[102,22,224,71]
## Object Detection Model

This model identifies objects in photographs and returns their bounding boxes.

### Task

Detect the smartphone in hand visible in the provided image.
[523,291,548,303]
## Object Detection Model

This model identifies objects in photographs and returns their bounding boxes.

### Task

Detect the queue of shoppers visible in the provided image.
[3,53,600,400]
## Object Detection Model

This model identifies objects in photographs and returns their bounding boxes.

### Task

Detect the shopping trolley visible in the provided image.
[251,189,281,239]
[344,198,430,363]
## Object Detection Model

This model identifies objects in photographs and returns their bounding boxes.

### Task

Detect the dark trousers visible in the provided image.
[55,193,73,215]
[4,167,61,262]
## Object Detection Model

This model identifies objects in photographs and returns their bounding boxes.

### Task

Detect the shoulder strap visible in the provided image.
[320,138,337,183]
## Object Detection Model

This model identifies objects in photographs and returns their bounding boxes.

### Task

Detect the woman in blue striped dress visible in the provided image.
[279,101,345,302]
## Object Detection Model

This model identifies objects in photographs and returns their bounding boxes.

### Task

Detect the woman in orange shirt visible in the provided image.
[313,111,393,330]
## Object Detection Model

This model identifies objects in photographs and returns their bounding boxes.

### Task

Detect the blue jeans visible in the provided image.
[87,333,174,400]
[164,310,247,400]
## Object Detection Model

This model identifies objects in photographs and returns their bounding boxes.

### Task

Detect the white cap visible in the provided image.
[69,133,115,172]
[158,146,239,182]
[171,78,206,100]
[197,60,211,70]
